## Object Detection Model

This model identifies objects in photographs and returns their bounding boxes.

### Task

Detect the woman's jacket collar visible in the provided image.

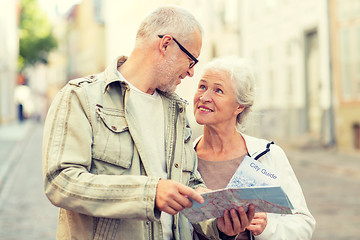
[193,133,273,160]
[241,133,274,160]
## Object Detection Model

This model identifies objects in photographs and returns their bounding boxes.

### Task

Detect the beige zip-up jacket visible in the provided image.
[42,56,205,240]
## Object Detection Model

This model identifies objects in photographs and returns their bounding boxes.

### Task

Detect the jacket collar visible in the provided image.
[103,56,188,105]
[158,89,189,105]
[241,133,271,159]
[103,56,128,93]
[193,132,271,160]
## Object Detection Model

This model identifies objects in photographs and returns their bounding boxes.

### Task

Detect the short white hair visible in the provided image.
[203,56,256,129]
[136,5,203,43]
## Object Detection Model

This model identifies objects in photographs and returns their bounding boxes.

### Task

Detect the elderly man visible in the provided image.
[43,6,205,240]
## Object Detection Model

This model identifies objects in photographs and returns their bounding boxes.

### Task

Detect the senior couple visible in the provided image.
[42,5,315,240]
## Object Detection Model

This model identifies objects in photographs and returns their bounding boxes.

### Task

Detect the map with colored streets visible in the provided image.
[182,186,293,223]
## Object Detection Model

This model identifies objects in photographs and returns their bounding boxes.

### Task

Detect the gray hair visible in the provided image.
[203,56,256,130]
[136,5,203,43]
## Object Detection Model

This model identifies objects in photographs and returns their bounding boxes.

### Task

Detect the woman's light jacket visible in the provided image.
[193,133,316,240]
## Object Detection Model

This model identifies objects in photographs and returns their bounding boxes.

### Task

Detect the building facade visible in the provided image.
[238,0,335,148]
[329,0,360,151]
[0,0,19,124]
[66,0,106,79]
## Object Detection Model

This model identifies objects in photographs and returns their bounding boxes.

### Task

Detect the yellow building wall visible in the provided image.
[70,0,106,78]
[335,106,360,151]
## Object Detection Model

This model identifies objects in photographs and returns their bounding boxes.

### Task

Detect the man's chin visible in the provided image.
[158,85,177,94]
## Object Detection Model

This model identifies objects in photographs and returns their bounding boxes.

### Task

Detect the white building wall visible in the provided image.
[0,0,18,123]
[240,0,332,145]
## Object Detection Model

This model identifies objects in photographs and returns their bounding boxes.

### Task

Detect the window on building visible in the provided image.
[285,41,294,104]
[339,27,360,101]
[267,46,276,105]
[338,0,360,21]
[268,70,275,105]
[286,65,294,100]
[357,26,360,99]
[224,0,238,25]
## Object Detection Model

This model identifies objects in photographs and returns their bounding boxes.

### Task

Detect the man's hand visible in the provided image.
[195,186,212,194]
[216,204,255,237]
[155,179,204,215]
[247,212,267,236]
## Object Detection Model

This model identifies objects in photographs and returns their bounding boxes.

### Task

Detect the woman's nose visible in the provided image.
[200,91,212,102]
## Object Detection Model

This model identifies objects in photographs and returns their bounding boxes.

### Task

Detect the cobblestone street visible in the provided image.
[0,120,359,239]
[0,121,58,240]
[285,147,360,240]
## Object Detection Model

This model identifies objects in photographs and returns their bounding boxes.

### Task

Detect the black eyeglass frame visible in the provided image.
[158,34,199,68]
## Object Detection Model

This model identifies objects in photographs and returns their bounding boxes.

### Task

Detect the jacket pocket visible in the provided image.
[92,106,133,171]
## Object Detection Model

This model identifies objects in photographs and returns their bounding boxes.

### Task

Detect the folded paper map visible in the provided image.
[182,186,293,223]
[182,156,293,223]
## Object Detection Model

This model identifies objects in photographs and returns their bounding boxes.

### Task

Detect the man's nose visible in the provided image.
[187,67,195,77]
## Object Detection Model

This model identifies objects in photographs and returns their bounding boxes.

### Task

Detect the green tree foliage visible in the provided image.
[19,0,57,71]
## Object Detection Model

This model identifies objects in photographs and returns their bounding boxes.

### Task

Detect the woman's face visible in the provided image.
[193,69,244,127]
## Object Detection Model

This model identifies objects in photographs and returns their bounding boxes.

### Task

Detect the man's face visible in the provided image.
[156,54,182,93]
[156,30,202,93]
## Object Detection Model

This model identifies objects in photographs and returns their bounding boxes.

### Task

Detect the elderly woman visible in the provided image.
[192,56,315,240]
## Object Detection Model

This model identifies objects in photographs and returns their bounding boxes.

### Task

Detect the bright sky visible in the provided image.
[39,0,82,18]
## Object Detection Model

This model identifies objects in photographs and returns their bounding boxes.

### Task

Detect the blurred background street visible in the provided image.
[1,0,360,239]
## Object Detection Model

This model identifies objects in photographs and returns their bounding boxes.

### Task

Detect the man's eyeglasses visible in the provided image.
[158,35,199,69]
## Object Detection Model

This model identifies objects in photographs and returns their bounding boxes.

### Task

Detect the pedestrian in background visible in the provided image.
[192,56,316,239]
[42,5,206,240]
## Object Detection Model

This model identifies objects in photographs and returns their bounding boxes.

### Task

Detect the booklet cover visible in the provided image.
[226,156,279,188]
[182,156,293,223]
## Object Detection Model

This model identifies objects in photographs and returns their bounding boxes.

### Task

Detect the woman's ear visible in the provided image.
[235,105,245,115]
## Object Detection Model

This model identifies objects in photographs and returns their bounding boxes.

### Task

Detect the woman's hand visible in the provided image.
[247,212,267,236]
[216,204,255,237]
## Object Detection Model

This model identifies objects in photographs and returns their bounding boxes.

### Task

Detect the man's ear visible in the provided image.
[159,35,172,55]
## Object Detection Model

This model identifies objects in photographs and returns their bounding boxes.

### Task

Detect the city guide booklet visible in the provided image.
[182,156,294,223]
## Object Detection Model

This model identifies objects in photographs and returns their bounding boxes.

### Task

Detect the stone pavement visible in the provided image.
[283,145,360,240]
[0,120,58,240]
[0,120,33,189]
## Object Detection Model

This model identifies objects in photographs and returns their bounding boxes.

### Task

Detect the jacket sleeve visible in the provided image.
[42,82,160,221]
[255,145,316,240]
